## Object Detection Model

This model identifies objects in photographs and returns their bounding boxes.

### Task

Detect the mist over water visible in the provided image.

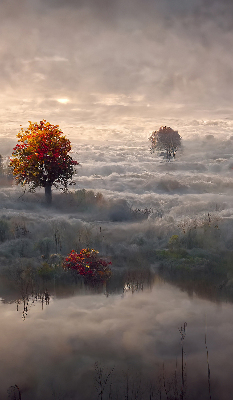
[1,123,233,399]
[1,281,233,400]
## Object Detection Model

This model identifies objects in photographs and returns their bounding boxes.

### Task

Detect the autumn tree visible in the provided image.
[10,120,78,204]
[149,126,182,159]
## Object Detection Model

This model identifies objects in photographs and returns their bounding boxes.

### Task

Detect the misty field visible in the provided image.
[1,130,233,399]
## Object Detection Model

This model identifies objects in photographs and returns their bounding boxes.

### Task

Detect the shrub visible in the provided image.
[63,248,112,282]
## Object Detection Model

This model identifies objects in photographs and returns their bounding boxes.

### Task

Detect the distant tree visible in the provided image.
[10,120,79,204]
[149,126,182,160]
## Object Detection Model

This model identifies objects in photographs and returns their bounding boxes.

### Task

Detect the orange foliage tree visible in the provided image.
[10,120,78,203]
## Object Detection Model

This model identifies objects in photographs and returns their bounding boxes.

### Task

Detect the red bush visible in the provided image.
[63,248,111,281]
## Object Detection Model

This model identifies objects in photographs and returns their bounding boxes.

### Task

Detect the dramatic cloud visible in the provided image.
[1,0,233,139]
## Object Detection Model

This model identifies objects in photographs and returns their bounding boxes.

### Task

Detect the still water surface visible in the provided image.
[1,276,233,400]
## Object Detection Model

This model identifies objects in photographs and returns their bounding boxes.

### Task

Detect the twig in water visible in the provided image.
[205,326,212,400]
[95,362,114,400]
[178,322,187,400]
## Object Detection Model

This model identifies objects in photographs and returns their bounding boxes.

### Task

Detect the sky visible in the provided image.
[1,0,233,141]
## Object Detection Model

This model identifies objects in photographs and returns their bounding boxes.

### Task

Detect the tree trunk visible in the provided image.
[45,183,52,205]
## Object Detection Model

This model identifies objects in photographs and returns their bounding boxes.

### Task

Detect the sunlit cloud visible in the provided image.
[34,56,69,62]
[93,94,145,107]
[57,98,70,104]
[0,0,233,136]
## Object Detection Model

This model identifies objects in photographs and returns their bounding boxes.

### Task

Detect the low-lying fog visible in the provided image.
[2,120,233,258]
[1,120,233,399]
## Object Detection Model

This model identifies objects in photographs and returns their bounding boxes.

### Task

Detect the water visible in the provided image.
[1,273,233,400]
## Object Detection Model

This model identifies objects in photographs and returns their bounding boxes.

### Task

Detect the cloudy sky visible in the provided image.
[1,0,233,140]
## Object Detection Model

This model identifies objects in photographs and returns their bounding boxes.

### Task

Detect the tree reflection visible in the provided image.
[2,257,233,322]
[0,265,156,319]
[7,384,21,400]
[16,290,50,320]
[158,263,233,304]
[122,268,155,294]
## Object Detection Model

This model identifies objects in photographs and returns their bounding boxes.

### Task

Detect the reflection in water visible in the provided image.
[0,267,156,319]
[7,385,22,400]
[16,291,50,321]
[158,263,233,304]
[0,270,51,320]
[123,269,155,294]
[1,269,233,399]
